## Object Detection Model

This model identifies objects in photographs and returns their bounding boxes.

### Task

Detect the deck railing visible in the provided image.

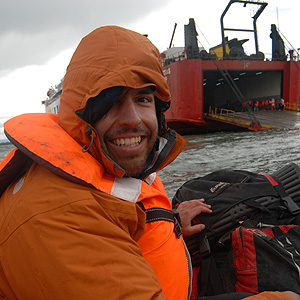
[209,107,235,120]
[208,106,265,129]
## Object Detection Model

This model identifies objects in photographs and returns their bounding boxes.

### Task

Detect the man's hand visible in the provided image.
[244,291,300,300]
[176,199,212,237]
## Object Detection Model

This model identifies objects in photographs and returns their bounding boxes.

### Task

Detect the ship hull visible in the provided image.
[163,59,300,133]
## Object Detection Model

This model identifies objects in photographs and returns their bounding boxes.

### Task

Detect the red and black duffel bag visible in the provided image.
[172,163,300,299]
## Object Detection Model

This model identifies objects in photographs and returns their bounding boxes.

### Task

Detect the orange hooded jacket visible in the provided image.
[0,26,190,300]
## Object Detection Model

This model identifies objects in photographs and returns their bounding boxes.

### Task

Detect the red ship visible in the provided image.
[162,0,300,133]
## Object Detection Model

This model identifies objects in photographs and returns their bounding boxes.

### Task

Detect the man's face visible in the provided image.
[94,87,158,177]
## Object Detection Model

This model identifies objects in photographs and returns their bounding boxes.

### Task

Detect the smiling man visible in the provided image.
[0,26,298,300]
[0,26,194,300]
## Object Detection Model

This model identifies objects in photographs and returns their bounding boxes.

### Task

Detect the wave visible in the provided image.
[0,139,10,145]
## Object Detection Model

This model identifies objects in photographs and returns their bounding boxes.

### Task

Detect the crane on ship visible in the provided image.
[183,1,269,130]
[216,0,269,130]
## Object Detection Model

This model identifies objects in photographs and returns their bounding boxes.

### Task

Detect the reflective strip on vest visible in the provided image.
[109,173,157,203]
[145,173,156,185]
[111,177,142,203]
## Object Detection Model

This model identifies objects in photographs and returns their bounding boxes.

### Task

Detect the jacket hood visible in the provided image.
[58,25,187,178]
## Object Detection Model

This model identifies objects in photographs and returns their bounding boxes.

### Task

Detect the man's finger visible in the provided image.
[183,223,205,236]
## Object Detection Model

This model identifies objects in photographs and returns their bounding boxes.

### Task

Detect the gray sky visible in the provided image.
[2,0,297,75]
[0,0,299,141]
[0,0,174,74]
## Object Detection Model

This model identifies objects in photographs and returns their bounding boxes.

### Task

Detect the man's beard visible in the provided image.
[102,126,158,178]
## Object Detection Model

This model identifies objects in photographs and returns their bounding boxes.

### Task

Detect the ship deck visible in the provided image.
[205,110,300,131]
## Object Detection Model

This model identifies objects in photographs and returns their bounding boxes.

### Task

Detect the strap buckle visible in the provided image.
[282,196,300,215]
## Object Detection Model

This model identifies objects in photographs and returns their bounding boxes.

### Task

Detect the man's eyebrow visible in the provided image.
[136,87,155,95]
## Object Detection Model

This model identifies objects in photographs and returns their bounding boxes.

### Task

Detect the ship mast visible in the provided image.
[220,0,268,58]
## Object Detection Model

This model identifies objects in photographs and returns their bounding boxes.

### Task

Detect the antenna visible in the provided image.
[276,6,280,29]
[169,23,177,49]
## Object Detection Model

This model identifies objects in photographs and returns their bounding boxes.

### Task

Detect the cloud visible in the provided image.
[0,0,173,73]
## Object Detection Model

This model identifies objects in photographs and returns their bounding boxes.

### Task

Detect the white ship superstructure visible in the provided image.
[42,78,63,114]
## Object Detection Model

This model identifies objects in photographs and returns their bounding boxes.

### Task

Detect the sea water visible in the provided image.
[1,128,300,199]
[159,128,300,198]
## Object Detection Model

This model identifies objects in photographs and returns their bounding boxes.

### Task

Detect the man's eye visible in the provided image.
[138,97,152,103]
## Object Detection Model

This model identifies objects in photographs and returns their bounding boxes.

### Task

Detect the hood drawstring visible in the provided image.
[82,128,95,153]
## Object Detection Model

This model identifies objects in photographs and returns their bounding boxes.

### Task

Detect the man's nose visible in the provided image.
[118,98,142,128]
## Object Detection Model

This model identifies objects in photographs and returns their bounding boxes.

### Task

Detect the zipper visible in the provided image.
[183,239,192,300]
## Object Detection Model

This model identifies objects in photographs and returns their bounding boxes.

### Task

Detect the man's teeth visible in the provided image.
[113,136,142,147]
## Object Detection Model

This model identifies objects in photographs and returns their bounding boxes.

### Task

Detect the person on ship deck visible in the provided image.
[279,98,286,110]
[254,100,259,111]
[0,25,299,300]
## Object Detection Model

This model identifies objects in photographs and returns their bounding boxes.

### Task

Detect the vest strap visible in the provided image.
[144,207,182,239]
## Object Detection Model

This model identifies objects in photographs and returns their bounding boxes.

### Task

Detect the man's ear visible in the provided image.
[155,97,170,136]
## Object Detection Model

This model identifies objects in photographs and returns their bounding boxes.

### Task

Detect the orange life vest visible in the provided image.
[100,173,191,300]
[1,113,191,300]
